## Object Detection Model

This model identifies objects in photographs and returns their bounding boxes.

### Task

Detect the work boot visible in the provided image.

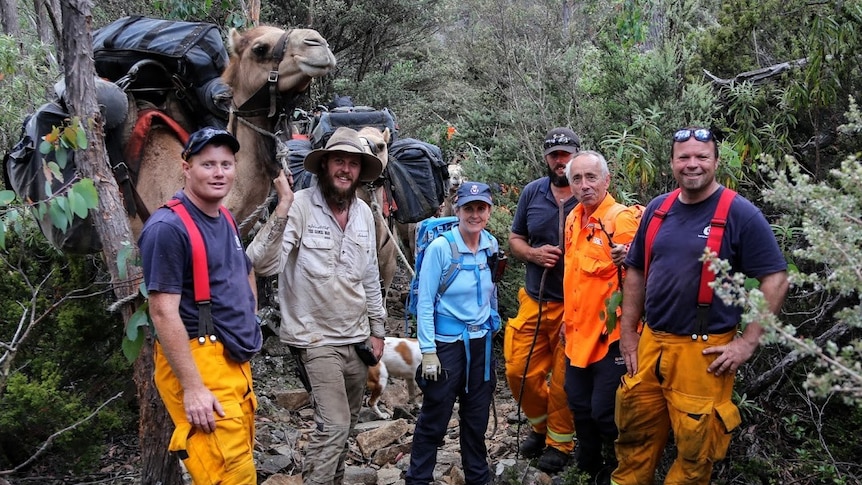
[536,447,571,474]
[518,430,546,458]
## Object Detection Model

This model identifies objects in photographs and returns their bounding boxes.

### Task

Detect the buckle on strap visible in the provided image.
[692,305,709,341]
[466,324,484,333]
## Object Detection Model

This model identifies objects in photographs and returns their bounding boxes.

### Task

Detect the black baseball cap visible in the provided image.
[542,127,581,156]
[182,127,240,160]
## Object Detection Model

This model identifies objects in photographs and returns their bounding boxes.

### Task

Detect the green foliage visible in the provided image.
[0,34,56,152]
[0,225,132,471]
[151,0,246,27]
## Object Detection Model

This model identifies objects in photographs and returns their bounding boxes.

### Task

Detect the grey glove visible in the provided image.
[421,352,442,381]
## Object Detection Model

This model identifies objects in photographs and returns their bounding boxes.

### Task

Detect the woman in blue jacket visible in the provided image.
[406,181,501,485]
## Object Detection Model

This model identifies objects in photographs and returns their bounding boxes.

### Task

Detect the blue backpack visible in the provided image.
[404,216,499,335]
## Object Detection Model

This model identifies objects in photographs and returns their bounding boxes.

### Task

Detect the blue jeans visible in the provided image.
[406,338,495,485]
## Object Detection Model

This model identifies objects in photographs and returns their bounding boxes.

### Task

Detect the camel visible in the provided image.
[356,126,399,299]
[128,26,336,237]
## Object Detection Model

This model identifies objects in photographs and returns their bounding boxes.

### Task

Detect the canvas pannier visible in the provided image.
[310,106,398,149]
[387,138,449,224]
[3,102,102,254]
[93,15,231,123]
[286,138,316,190]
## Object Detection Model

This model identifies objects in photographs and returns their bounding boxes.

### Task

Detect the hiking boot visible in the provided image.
[537,447,571,474]
[518,430,546,458]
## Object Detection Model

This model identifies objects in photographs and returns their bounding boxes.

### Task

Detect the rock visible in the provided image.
[275,388,310,410]
[344,465,378,484]
[378,467,404,484]
[372,442,412,466]
[260,474,302,485]
[355,418,411,457]
[257,453,294,475]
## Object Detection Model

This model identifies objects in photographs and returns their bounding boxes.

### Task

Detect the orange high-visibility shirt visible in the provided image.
[563,194,640,367]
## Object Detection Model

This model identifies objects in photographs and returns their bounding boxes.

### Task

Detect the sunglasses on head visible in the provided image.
[673,128,714,143]
[544,134,579,150]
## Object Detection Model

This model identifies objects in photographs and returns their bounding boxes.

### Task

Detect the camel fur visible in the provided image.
[356,126,398,299]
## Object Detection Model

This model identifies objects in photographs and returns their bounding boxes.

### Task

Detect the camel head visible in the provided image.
[358,126,391,171]
[224,26,336,110]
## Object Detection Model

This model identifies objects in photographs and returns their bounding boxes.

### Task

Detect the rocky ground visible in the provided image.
[249,270,569,485]
[5,268,575,485]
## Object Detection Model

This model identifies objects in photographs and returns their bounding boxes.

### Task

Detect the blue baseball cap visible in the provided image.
[182,127,240,160]
[456,181,493,207]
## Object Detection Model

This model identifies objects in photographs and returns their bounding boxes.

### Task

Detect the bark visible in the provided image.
[744,322,851,398]
[703,58,811,85]
[1,0,19,37]
[34,0,62,50]
[58,1,181,483]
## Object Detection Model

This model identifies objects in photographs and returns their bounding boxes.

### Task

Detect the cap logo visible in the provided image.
[470,184,480,195]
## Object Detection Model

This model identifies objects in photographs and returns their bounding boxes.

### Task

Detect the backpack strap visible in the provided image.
[597,202,629,238]
[642,188,737,340]
[164,198,238,344]
[437,229,497,390]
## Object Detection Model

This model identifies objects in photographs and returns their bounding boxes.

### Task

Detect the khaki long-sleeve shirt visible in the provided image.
[247,186,386,347]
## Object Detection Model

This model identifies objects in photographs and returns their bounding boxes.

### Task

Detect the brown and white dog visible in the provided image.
[366,337,422,419]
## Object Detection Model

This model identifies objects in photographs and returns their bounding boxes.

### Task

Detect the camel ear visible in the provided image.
[228,28,243,55]
[382,127,391,144]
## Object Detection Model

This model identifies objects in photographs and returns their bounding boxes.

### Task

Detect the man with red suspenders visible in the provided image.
[139,128,262,484]
[611,127,789,485]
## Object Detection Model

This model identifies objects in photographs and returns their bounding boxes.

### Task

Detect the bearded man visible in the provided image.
[247,127,387,485]
[503,127,579,473]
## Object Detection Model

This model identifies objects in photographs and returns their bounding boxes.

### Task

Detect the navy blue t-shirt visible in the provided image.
[511,177,577,302]
[625,187,787,335]
[139,191,261,362]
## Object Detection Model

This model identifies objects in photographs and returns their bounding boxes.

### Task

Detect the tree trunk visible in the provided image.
[34,0,62,51]
[58,1,181,483]
[1,0,20,37]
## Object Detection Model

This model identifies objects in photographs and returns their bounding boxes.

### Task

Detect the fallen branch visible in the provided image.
[704,57,811,85]
[744,322,851,398]
[0,391,124,475]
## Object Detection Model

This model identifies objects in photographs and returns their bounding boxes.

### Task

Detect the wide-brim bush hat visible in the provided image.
[303,127,384,182]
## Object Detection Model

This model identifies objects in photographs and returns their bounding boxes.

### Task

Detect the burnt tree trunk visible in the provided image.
[58,1,181,483]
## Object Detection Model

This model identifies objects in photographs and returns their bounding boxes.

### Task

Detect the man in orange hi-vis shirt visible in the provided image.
[562,150,640,484]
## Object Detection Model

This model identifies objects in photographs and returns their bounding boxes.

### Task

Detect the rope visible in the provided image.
[230,115,291,234]
[107,291,140,313]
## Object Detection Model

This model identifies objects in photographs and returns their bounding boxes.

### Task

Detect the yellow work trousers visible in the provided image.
[154,339,258,485]
[612,326,741,485]
[504,288,575,452]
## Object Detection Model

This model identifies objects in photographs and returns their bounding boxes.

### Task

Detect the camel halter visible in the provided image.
[230,30,298,119]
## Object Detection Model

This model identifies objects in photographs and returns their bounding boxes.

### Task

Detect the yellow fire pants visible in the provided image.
[154,339,257,485]
[612,326,741,485]
[504,288,575,452]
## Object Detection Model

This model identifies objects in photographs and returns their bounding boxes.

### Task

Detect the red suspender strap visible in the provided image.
[165,199,210,303]
[643,188,681,279]
[697,188,737,306]
[164,199,237,343]
[641,188,737,341]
